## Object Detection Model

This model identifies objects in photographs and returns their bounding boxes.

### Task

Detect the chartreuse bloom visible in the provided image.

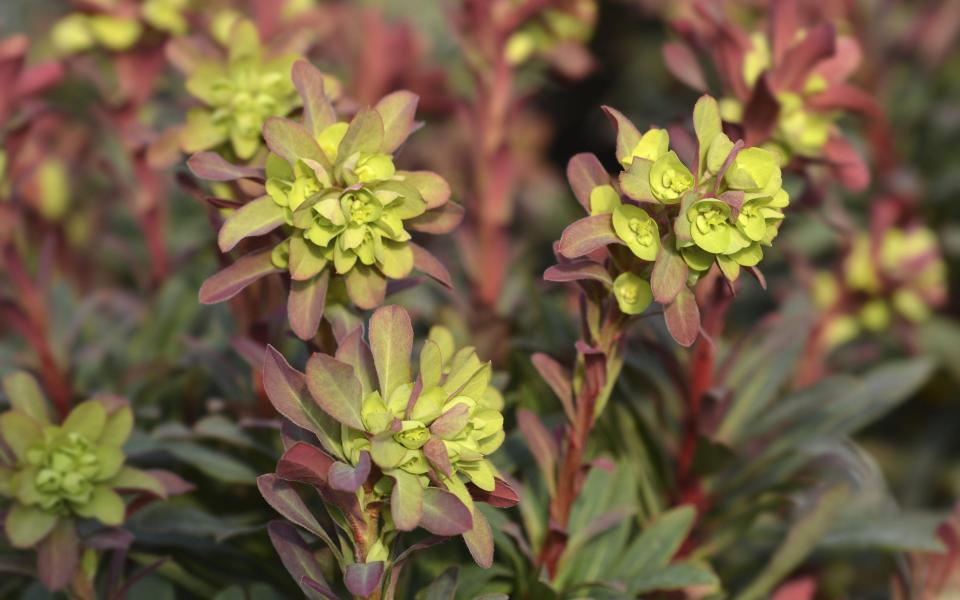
[814,227,947,347]
[613,272,652,315]
[197,60,461,340]
[261,306,515,594]
[0,372,167,590]
[505,0,597,65]
[180,18,301,160]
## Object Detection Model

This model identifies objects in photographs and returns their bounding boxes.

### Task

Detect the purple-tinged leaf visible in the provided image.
[376,90,419,152]
[468,478,520,508]
[771,23,836,92]
[267,520,338,600]
[411,243,454,289]
[531,353,575,424]
[746,266,767,290]
[218,196,285,252]
[423,437,453,477]
[263,347,343,457]
[344,561,384,597]
[807,83,882,119]
[463,508,494,568]
[337,108,384,162]
[288,271,329,341]
[276,442,335,487]
[619,158,655,201]
[823,135,869,192]
[391,470,423,531]
[651,238,689,304]
[663,41,707,92]
[344,264,387,310]
[769,0,800,63]
[36,520,78,592]
[566,153,610,212]
[401,171,450,209]
[420,488,472,536]
[259,475,341,560]
[517,409,558,497]
[335,328,377,396]
[146,469,194,496]
[83,527,134,551]
[543,260,612,286]
[264,117,325,164]
[557,214,619,258]
[664,287,700,347]
[742,74,780,147]
[198,249,280,304]
[328,451,370,492]
[419,567,459,600]
[291,60,336,138]
[407,202,464,234]
[430,403,470,438]
[601,106,642,166]
[305,354,364,430]
[186,152,264,181]
[369,306,413,402]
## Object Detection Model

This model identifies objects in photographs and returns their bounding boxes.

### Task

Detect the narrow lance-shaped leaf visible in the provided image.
[517,409,558,497]
[663,42,707,92]
[287,271,330,341]
[376,90,419,153]
[305,354,364,430]
[3,371,49,423]
[263,117,325,164]
[566,153,610,211]
[601,106,642,166]
[187,152,264,181]
[267,521,338,600]
[258,475,341,560]
[276,442,336,487]
[411,243,453,289]
[651,238,689,304]
[218,196,285,252]
[36,520,79,592]
[198,249,281,304]
[369,305,413,401]
[291,60,336,138]
[557,214,620,258]
[391,469,423,531]
[420,488,473,536]
[664,287,700,347]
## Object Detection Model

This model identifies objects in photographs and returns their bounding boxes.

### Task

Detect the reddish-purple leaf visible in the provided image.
[187,152,264,181]
[543,260,612,285]
[258,474,325,535]
[663,41,707,92]
[531,353,575,423]
[566,153,610,212]
[430,403,470,438]
[344,561,384,597]
[664,287,701,347]
[291,60,336,138]
[337,108,384,161]
[517,409,558,496]
[328,451,370,492]
[463,509,494,568]
[469,477,520,508]
[771,24,836,92]
[334,328,377,396]
[815,37,862,83]
[823,135,870,192]
[407,202,464,234]
[769,0,801,63]
[36,520,78,592]
[288,271,329,341]
[807,83,882,119]
[411,243,453,289]
[743,74,780,147]
[344,264,387,309]
[557,214,619,258]
[423,437,453,477]
[218,196,285,252]
[420,488,473,536]
[651,240,689,304]
[376,90,419,152]
[369,305,413,402]
[198,249,281,304]
[267,520,337,600]
[263,117,325,164]
[601,105,642,165]
[305,354,364,430]
[146,469,194,496]
[276,442,336,487]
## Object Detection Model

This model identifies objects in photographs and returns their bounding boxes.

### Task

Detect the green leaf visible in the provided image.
[199,249,281,304]
[337,108,384,164]
[631,562,719,594]
[305,354,364,430]
[601,106,641,167]
[186,151,264,182]
[400,170,450,210]
[165,442,257,485]
[4,503,58,548]
[63,400,107,441]
[263,117,325,164]
[74,485,125,525]
[2,371,49,423]
[390,470,423,531]
[288,271,330,341]
[734,483,851,600]
[369,305,413,402]
[819,511,946,553]
[421,567,458,600]
[100,405,133,447]
[109,466,166,498]
[218,196,285,252]
[614,505,696,578]
[693,95,722,173]
[375,90,419,152]
[619,159,655,202]
[0,411,43,460]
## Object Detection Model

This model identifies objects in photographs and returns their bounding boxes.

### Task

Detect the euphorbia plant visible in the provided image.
[191,60,462,340]
[258,305,517,598]
[0,372,171,592]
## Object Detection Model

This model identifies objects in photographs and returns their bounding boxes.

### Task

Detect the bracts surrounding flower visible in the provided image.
[549,95,788,347]
[0,372,180,592]
[190,60,463,340]
[259,305,516,598]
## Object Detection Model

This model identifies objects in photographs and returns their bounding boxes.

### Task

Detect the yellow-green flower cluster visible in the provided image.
[50,0,191,54]
[505,0,597,66]
[181,19,301,160]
